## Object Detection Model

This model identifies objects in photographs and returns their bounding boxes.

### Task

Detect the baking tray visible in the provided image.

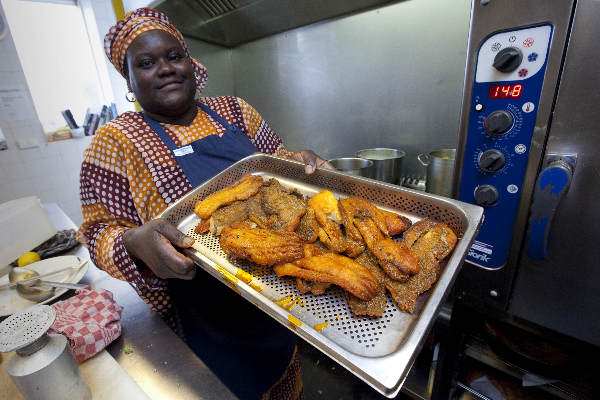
[158,153,483,397]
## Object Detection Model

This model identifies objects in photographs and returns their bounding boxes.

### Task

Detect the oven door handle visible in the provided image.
[526,154,576,260]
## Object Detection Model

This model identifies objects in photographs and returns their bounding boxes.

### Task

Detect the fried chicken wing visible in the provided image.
[308,190,347,253]
[194,174,264,219]
[219,227,304,266]
[260,179,307,231]
[347,250,387,317]
[274,252,378,301]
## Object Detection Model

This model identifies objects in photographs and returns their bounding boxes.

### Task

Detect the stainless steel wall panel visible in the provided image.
[185,39,235,96]
[226,0,471,178]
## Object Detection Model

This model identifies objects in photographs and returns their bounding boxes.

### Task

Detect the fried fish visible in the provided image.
[219,227,304,266]
[274,252,378,301]
[194,174,264,219]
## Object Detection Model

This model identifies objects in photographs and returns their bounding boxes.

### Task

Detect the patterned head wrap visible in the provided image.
[104,7,207,93]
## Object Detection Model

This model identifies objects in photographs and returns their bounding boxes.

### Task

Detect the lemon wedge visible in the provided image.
[17,251,40,267]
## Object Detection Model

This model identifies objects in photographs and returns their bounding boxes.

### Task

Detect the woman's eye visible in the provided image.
[139,59,153,68]
[169,52,184,61]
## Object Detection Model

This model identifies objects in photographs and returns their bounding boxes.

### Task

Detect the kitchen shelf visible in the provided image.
[463,337,594,400]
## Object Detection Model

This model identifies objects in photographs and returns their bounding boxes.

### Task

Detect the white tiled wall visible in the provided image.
[0,2,123,227]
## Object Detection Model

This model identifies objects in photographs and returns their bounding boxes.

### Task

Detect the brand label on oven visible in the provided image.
[468,241,493,263]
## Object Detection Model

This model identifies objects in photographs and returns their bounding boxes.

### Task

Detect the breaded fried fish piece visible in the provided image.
[308,190,347,253]
[194,174,264,219]
[274,252,378,301]
[296,279,331,295]
[381,210,412,236]
[410,222,457,261]
[260,179,307,231]
[295,208,319,243]
[339,197,389,236]
[385,220,458,313]
[371,238,419,280]
[347,250,387,317]
[402,218,440,248]
[209,200,249,235]
[219,227,304,266]
[350,216,418,280]
[384,252,440,313]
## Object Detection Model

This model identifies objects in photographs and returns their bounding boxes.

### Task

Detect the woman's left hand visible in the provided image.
[290,150,334,174]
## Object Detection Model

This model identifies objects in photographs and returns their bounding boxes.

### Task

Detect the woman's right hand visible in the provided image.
[123,218,196,280]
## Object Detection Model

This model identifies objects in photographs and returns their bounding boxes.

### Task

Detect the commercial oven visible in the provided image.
[453,0,600,347]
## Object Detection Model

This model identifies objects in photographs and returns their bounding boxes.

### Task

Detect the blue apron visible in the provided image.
[143,104,296,400]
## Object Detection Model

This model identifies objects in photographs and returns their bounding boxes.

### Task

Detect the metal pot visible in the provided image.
[418,148,456,197]
[328,158,373,177]
[355,148,405,184]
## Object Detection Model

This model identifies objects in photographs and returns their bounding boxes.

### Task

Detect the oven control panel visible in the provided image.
[458,25,553,269]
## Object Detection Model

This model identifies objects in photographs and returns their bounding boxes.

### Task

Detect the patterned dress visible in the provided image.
[78,97,303,400]
[78,96,292,314]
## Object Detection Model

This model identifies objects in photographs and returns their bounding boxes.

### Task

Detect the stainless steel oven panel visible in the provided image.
[509,0,600,346]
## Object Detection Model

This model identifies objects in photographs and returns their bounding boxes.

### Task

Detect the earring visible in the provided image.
[126,91,136,103]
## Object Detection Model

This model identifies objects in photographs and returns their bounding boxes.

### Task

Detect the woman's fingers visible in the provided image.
[154,232,196,279]
[316,157,335,170]
[291,150,332,174]
[155,219,195,248]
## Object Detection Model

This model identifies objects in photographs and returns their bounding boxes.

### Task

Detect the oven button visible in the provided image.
[493,46,523,72]
[484,110,513,136]
[474,184,499,207]
[478,149,506,172]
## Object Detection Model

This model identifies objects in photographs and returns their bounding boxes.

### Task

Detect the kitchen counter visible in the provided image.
[1,203,237,400]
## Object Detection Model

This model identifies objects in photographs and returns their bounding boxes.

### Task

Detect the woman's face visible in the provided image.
[125,30,196,118]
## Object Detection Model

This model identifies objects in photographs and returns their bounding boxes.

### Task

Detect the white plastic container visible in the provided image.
[0,197,57,270]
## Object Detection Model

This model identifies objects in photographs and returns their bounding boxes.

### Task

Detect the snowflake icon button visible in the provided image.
[518,68,528,78]
[528,52,538,62]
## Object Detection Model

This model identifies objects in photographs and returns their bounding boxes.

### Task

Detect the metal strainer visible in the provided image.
[0,304,55,354]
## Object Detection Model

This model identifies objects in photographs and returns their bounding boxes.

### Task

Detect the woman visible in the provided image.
[79,8,331,400]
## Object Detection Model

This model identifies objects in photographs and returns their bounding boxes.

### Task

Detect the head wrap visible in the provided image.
[104,7,207,93]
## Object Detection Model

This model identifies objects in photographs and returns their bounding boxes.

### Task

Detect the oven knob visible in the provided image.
[484,110,513,136]
[478,149,506,172]
[474,185,499,207]
[493,47,523,73]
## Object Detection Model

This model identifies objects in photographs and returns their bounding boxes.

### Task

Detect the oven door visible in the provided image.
[508,0,600,347]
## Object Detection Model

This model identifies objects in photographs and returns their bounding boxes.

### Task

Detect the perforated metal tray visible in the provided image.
[159,153,483,397]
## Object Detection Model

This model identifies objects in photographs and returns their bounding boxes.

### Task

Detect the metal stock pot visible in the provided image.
[355,148,405,184]
[328,157,373,177]
[418,148,456,197]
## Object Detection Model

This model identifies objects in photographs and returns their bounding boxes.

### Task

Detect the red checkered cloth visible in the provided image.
[49,286,123,363]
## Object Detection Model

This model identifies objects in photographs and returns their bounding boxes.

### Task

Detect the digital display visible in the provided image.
[488,84,523,99]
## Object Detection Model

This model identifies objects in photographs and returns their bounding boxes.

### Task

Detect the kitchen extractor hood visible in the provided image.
[156,0,400,47]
